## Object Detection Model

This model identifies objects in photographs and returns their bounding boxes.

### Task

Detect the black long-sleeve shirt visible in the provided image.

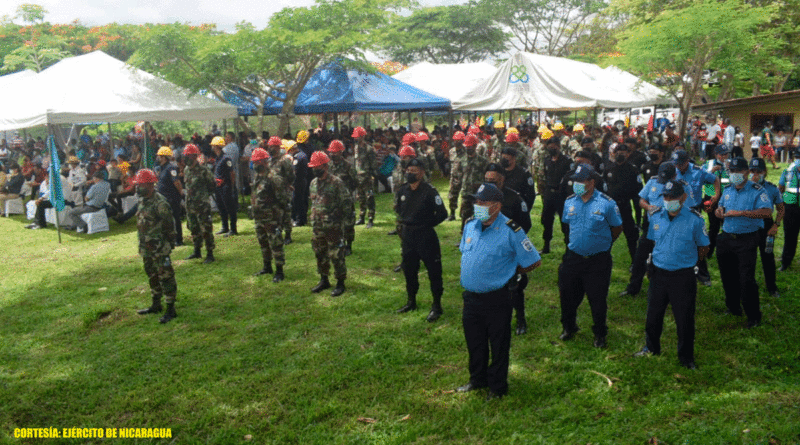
[394,181,447,228]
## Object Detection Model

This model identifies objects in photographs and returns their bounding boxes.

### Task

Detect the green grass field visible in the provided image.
[1,175,799,445]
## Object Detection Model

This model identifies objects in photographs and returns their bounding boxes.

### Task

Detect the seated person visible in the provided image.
[67,171,111,232]
[0,163,24,213]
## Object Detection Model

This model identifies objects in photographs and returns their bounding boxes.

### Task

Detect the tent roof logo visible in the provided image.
[509,65,529,84]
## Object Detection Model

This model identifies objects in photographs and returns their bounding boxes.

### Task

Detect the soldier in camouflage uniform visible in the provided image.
[182,144,216,263]
[266,137,296,244]
[415,132,437,177]
[251,148,287,283]
[456,134,489,232]
[327,139,358,256]
[531,129,554,191]
[505,132,530,169]
[447,131,466,221]
[308,151,351,297]
[351,126,376,228]
[133,169,179,324]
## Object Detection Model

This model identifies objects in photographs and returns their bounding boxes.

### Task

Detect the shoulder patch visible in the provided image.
[752,182,763,190]
[521,238,534,252]
[226,160,232,167]
[521,201,528,212]
[506,219,522,232]
[434,195,443,206]
[527,177,534,186]
[566,193,576,199]
[465,216,475,223]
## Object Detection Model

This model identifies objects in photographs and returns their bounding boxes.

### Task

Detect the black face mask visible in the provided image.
[648,153,660,163]
[401,160,410,169]
[405,173,418,183]
[500,158,511,168]
[313,168,325,178]
[615,154,626,164]
[254,164,266,173]
[549,149,559,157]
[466,148,476,156]
[135,186,149,197]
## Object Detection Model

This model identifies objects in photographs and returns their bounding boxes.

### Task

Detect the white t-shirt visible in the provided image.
[749,135,761,149]
[774,135,787,148]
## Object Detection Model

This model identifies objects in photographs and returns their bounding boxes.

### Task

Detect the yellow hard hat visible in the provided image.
[573,124,584,132]
[507,127,519,134]
[67,156,80,164]
[157,146,173,157]
[537,126,546,133]
[296,130,309,143]
[211,136,226,146]
[540,129,554,140]
[494,121,505,129]
[552,122,564,131]
[282,139,297,151]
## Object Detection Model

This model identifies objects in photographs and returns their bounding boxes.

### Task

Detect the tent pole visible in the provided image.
[47,127,62,244]
[107,123,112,157]
[574,110,578,125]
[408,111,412,128]
[363,112,367,128]
[448,109,454,136]
[421,111,425,130]
[334,113,339,137]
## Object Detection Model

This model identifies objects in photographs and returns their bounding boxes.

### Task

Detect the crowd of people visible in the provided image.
[1,113,796,400]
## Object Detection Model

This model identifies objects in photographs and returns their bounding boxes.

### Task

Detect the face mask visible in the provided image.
[615,154,626,164]
[664,199,682,213]
[466,148,476,156]
[405,173,418,183]
[749,172,762,183]
[648,153,660,163]
[313,168,325,178]
[484,180,499,187]
[135,186,148,197]
[254,164,266,173]
[473,204,491,222]
[573,182,586,196]
[250,139,258,146]
[500,158,511,168]
[331,153,343,162]
[549,149,559,157]
[730,172,745,186]
[400,160,410,169]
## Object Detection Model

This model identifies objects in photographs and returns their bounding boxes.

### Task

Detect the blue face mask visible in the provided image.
[730,172,745,186]
[664,199,682,213]
[473,204,491,222]
[572,182,586,196]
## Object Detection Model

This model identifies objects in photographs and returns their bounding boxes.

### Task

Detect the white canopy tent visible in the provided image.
[0,51,238,132]
[452,52,674,111]
[391,61,498,103]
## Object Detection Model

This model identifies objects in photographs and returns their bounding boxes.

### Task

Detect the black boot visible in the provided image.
[137,296,163,315]
[515,317,528,335]
[344,242,352,256]
[272,265,284,283]
[283,233,293,245]
[185,244,202,260]
[396,298,417,313]
[355,216,365,225]
[159,303,177,324]
[311,275,331,293]
[331,279,346,297]
[427,296,443,322]
[447,212,456,221]
[215,227,229,235]
[366,218,374,229]
[203,250,215,264]
[254,261,273,276]
[541,240,551,254]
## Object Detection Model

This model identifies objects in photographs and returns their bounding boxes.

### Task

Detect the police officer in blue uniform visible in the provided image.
[715,157,772,328]
[212,142,238,236]
[394,159,448,322]
[457,183,541,400]
[633,180,709,369]
[778,150,800,271]
[749,158,783,298]
[671,149,719,285]
[558,164,622,348]
[156,148,184,245]
[485,163,532,335]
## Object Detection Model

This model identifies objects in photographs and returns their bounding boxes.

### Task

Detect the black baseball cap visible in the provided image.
[570,164,596,181]
[671,150,690,164]
[729,157,749,171]
[749,157,766,171]
[472,183,503,202]
[657,162,677,184]
[662,180,685,199]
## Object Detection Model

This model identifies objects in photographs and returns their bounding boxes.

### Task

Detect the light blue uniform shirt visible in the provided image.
[676,164,716,205]
[639,177,697,209]
[562,190,623,256]
[647,206,710,271]
[85,180,111,208]
[759,180,782,208]
[719,181,771,234]
[460,213,541,293]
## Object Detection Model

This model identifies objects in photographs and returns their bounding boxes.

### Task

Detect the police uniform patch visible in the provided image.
[477,184,485,193]
[521,202,527,212]
[293,159,298,166]
[521,238,534,252]
[466,237,472,243]
[528,177,534,185]
[703,225,708,236]
[569,206,574,212]
[654,224,659,230]
[171,170,177,177]
[761,194,768,202]
[607,173,612,178]
[651,187,656,192]
[226,160,232,167]
[401,195,406,201]
[435,195,443,205]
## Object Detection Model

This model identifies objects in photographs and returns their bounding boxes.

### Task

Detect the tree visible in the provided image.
[2,4,70,72]
[480,0,607,56]
[380,2,507,64]
[617,0,786,139]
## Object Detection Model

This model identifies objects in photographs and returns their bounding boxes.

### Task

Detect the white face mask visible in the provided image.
[663,199,682,213]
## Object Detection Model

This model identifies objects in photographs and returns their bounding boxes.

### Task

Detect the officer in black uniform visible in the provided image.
[394,159,449,322]
[641,143,666,185]
[291,145,310,227]
[213,142,238,236]
[581,137,605,173]
[485,163,532,335]
[603,144,640,261]
[625,137,648,227]
[156,149,184,245]
[540,138,572,253]
[500,147,536,211]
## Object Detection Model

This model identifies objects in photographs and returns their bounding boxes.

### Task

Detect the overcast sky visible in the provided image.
[0,0,464,32]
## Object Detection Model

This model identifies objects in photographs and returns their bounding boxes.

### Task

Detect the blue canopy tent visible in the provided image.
[224,61,451,115]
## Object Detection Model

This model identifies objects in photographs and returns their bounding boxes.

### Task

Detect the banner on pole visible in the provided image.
[48,136,65,212]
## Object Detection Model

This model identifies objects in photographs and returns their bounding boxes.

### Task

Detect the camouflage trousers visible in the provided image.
[143,254,177,304]
[311,225,347,280]
[187,201,215,252]
[356,174,375,219]
[448,188,461,216]
[282,199,293,238]
[459,195,476,230]
[344,201,356,244]
[255,215,285,266]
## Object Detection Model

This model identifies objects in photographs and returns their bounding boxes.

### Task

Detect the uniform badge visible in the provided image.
[761,194,768,202]
[654,224,659,230]
[607,173,612,178]
[569,206,574,212]
[401,195,406,201]
[466,237,472,243]
[568,181,573,186]
[528,177,534,185]
[435,195,443,205]
[171,170,177,177]
[521,238,534,252]
[665,182,673,190]
[478,184,485,193]
[226,160,232,167]
[521,202,527,212]
[651,187,656,192]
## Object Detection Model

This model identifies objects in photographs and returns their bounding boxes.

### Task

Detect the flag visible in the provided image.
[143,130,155,168]
[48,136,65,212]
[647,114,655,132]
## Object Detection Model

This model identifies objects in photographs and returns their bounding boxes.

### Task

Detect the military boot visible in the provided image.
[137,296,163,315]
[203,250,215,264]
[254,260,273,276]
[366,218,374,229]
[311,275,331,293]
[159,303,177,324]
[541,240,551,254]
[426,296,443,322]
[272,265,284,283]
[355,216,365,225]
[283,230,293,245]
[185,243,202,260]
[331,279,346,297]
[396,297,417,313]
[344,241,352,256]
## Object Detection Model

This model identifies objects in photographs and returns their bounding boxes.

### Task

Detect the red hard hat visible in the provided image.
[452,131,465,141]
[268,136,282,146]
[505,133,520,143]
[183,144,200,155]
[308,151,330,168]
[415,132,429,142]
[467,126,481,135]
[464,134,479,147]
[328,140,345,153]
[398,145,416,157]
[352,126,367,138]
[251,147,270,162]
[132,168,157,185]
[401,133,417,145]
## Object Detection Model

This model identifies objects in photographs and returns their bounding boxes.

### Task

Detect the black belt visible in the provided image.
[653,266,694,275]
[721,231,757,239]
[566,248,609,259]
